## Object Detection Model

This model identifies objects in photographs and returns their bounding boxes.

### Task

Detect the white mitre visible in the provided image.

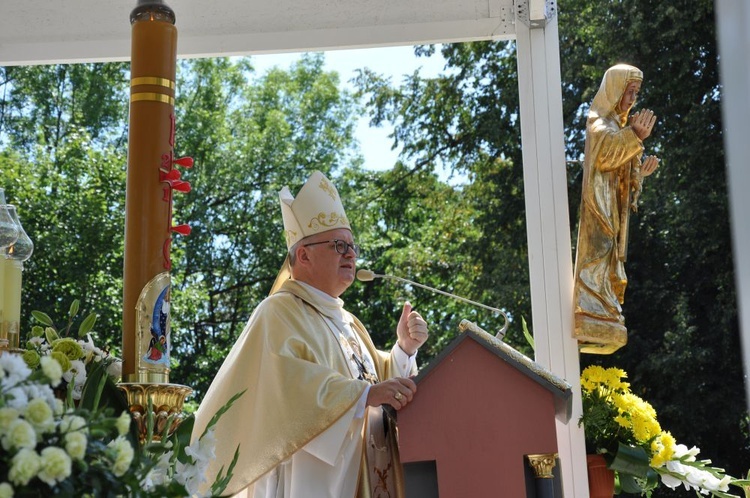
[271,171,350,294]
[279,170,351,249]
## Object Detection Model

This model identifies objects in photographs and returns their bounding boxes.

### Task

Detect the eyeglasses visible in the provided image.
[303,239,361,257]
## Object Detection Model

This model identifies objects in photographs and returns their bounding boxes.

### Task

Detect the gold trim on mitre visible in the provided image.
[279,171,350,250]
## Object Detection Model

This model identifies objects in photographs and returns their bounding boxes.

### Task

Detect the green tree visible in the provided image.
[169,55,362,397]
[354,42,533,353]
[559,0,748,489]
[354,0,748,489]
[0,64,129,349]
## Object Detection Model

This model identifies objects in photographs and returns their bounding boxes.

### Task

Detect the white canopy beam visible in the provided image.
[0,0,517,66]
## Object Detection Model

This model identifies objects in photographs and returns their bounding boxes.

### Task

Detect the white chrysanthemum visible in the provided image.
[64,431,88,461]
[115,411,131,436]
[108,437,135,477]
[24,398,55,435]
[8,448,41,486]
[60,414,88,434]
[0,353,32,386]
[0,407,20,432]
[22,382,57,409]
[4,387,28,411]
[40,356,63,387]
[2,419,37,451]
[38,446,72,486]
[0,482,13,498]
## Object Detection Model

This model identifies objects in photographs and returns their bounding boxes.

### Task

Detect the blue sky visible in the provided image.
[250,46,448,172]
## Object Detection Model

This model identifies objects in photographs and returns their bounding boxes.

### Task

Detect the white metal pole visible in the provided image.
[515,5,589,497]
[715,0,750,412]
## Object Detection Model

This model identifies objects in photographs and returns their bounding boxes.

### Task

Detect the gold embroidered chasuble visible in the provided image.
[192,279,408,497]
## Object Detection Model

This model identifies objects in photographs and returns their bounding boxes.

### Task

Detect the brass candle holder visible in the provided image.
[118,382,192,444]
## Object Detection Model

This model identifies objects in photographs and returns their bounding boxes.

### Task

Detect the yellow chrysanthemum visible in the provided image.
[603,367,629,391]
[581,365,608,392]
[649,431,676,467]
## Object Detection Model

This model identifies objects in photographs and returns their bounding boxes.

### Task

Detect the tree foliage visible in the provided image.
[169,55,362,395]
[353,0,748,491]
[0,64,128,347]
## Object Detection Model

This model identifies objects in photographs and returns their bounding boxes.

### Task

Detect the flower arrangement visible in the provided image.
[1,300,242,497]
[580,365,747,497]
[21,300,121,401]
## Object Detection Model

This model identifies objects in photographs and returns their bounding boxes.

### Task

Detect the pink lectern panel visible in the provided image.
[398,338,559,498]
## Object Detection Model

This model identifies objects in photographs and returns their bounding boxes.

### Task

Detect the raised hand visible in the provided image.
[396,301,429,356]
[630,109,657,141]
[641,155,660,177]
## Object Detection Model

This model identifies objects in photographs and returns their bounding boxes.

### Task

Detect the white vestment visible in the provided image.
[232,282,415,498]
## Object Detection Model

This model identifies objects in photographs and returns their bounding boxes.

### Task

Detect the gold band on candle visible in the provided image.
[131,76,175,89]
[131,92,175,106]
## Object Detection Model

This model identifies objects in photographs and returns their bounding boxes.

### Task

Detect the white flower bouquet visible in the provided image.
[21,300,121,402]
[1,300,242,497]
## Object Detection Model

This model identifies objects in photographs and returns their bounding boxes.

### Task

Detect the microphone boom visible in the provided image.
[356,269,509,338]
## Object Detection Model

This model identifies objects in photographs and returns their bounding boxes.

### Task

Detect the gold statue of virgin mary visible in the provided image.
[573,64,660,354]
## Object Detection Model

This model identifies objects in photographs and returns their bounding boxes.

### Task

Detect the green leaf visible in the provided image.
[32,310,55,327]
[31,325,44,338]
[609,442,651,479]
[78,312,98,337]
[521,316,534,351]
[68,299,80,319]
[201,389,246,439]
[174,413,196,463]
[79,361,128,413]
[211,445,241,496]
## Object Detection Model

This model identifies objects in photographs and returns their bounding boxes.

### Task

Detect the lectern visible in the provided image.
[397,322,572,497]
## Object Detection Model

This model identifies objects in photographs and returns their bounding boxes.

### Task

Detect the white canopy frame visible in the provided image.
[9,1,748,496]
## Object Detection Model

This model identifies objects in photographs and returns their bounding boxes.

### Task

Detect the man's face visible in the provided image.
[300,228,357,297]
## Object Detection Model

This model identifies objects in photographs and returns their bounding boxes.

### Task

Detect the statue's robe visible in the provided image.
[574,64,645,345]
